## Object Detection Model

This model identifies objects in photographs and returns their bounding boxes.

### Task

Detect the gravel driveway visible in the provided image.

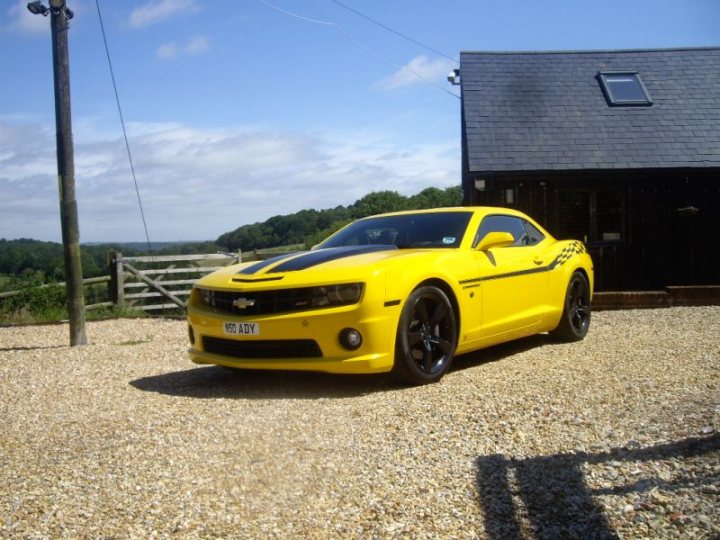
[1,307,719,539]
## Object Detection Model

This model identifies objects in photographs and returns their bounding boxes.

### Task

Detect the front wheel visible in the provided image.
[551,271,591,342]
[392,286,458,385]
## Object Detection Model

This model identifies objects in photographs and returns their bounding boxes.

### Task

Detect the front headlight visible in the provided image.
[327,283,364,304]
[198,288,216,307]
[307,283,364,307]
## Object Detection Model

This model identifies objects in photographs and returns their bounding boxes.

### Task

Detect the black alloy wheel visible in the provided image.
[393,285,458,385]
[551,271,591,342]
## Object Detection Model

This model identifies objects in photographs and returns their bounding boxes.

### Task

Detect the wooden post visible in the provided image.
[50,0,86,346]
[107,250,124,307]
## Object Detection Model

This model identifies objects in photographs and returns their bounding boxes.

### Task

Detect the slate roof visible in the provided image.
[460,48,720,173]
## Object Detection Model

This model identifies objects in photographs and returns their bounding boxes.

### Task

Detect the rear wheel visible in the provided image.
[551,271,591,342]
[392,286,458,385]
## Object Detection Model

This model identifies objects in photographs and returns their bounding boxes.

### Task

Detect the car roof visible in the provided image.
[364,206,528,219]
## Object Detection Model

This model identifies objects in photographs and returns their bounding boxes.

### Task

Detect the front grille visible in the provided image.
[209,289,310,315]
[202,337,323,359]
[200,287,356,316]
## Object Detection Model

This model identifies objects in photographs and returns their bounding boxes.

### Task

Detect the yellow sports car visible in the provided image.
[187,207,593,384]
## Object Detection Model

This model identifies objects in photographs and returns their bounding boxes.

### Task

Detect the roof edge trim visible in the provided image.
[459,46,720,56]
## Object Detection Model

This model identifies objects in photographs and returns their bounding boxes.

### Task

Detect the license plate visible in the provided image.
[223,322,260,336]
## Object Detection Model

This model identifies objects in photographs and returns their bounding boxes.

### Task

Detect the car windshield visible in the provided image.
[318,212,473,249]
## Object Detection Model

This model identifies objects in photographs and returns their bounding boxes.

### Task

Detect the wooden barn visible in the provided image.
[458,48,720,293]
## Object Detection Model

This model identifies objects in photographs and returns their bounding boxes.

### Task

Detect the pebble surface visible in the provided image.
[1,306,718,539]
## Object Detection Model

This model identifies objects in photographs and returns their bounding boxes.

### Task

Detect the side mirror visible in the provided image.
[476,231,515,251]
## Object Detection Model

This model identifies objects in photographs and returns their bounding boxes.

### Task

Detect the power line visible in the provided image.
[94,0,154,254]
[256,0,333,26]
[328,0,458,64]
[254,0,459,99]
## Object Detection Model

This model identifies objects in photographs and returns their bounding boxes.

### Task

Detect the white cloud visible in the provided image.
[0,120,459,242]
[156,42,178,60]
[376,55,456,91]
[7,0,49,34]
[185,35,210,55]
[156,35,210,60]
[129,0,199,29]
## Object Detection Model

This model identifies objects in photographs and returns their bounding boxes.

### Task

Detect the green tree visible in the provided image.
[349,191,407,218]
[215,185,462,252]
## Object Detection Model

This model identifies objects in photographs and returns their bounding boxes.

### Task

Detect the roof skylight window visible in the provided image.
[598,72,652,106]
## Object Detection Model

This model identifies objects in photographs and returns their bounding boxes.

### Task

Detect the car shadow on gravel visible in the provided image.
[476,433,720,539]
[130,336,550,399]
[130,366,400,399]
[452,334,551,373]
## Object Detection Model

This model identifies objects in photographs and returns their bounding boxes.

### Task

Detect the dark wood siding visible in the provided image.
[467,169,720,291]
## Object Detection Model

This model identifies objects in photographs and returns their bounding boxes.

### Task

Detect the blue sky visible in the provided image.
[1,0,718,242]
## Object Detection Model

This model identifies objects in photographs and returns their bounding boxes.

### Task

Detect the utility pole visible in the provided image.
[28,0,87,346]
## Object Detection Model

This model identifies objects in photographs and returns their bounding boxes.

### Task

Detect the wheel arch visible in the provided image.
[567,265,593,298]
[415,278,461,339]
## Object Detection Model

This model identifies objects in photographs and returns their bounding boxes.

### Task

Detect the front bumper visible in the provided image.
[187,301,399,374]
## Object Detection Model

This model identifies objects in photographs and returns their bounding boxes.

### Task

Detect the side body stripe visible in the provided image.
[459,241,586,288]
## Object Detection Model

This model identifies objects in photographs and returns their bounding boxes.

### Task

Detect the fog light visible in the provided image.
[339,328,362,350]
[188,325,195,345]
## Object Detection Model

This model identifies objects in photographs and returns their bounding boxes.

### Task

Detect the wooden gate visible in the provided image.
[107,251,241,312]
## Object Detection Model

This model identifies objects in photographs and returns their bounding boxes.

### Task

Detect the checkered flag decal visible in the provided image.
[550,241,586,269]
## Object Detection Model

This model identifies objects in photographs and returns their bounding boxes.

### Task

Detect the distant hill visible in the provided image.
[0,238,110,286]
[216,186,462,252]
[0,186,461,285]
[83,241,207,252]
[82,241,225,256]
[0,239,223,288]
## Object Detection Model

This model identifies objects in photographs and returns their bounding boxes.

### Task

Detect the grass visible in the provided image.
[0,283,149,325]
[0,278,184,325]
[0,306,149,326]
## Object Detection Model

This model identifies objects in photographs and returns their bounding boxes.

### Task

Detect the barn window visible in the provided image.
[598,72,652,106]
[558,190,590,243]
[596,191,624,242]
[504,188,515,205]
[557,188,626,244]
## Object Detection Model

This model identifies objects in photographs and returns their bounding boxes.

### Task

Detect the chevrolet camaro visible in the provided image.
[187,207,593,384]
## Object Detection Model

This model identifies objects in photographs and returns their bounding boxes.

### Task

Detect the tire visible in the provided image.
[551,271,591,342]
[392,286,458,385]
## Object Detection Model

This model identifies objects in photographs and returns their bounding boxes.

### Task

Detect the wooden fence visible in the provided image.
[107,251,241,312]
[0,246,301,315]
[109,246,300,312]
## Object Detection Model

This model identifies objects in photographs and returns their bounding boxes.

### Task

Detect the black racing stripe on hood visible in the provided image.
[271,245,398,272]
[237,252,304,275]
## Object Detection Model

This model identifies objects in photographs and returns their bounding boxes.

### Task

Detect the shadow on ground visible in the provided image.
[130,335,552,399]
[476,434,720,539]
[130,366,404,399]
[453,334,551,373]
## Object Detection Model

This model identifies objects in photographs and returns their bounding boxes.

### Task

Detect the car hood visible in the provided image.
[197,245,435,289]
[239,246,399,274]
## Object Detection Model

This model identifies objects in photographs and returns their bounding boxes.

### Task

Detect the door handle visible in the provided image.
[533,256,543,265]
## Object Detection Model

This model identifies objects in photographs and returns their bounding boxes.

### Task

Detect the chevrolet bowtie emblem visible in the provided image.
[232,297,256,309]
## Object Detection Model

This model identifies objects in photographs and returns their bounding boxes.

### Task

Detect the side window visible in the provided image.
[474,215,530,247]
[523,220,545,246]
